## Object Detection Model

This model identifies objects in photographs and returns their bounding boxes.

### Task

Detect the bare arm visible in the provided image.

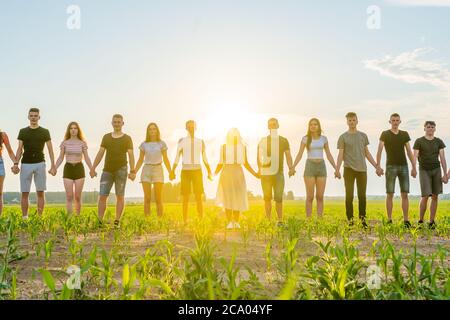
[92,147,106,171]
[244,149,259,178]
[285,149,293,170]
[54,146,65,170]
[439,149,448,182]
[127,149,135,172]
[3,137,16,164]
[162,149,172,174]
[15,140,24,164]
[83,147,94,172]
[292,142,306,169]
[134,150,145,174]
[336,149,344,173]
[365,146,378,169]
[376,140,384,167]
[324,142,337,170]
[201,141,212,176]
[46,140,56,168]
[405,142,417,177]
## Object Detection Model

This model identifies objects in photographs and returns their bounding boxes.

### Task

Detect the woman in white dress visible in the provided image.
[215,128,259,229]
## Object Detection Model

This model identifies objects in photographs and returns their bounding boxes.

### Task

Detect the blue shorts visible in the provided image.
[0,158,5,177]
[99,166,128,196]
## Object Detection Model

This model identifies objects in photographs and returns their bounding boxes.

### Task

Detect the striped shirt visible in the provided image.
[60,139,87,163]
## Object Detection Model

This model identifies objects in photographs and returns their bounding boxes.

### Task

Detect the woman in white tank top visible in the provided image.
[292,118,337,218]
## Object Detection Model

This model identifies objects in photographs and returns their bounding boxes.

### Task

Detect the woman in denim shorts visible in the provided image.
[0,130,17,215]
[292,119,338,218]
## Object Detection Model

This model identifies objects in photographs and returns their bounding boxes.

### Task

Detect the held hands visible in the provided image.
[207,172,214,181]
[48,166,57,176]
[411,168,417,178]
[288,167,296,178]
[442,174,449,184]
[89,169,97,179]
[169,170,176,181]
[375,166,384,177]
[128,172,136,181]
[11,164,20,175]
[334,169,341,179]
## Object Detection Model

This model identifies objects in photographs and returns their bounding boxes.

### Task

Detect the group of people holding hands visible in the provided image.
[0,108,448,230]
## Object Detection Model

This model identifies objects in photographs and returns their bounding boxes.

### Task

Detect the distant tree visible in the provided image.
[285,191,295,200]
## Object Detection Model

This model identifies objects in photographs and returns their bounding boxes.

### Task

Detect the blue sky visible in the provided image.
[1,1,450,197]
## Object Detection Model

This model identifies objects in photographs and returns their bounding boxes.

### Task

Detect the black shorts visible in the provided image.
[181,169,204,196]
[63,162,85,180]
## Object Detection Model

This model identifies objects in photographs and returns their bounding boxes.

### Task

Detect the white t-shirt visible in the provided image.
[139,141,167,165]
[174,136,209,170]
[302,135,328,160]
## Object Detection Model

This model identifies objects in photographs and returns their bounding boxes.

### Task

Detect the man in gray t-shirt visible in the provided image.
[335,112,382,227]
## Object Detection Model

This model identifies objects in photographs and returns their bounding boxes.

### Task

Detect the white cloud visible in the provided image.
[386,0,450,6]
[364,48,450,91]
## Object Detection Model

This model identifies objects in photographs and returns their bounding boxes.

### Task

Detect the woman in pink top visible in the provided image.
[55,122,93,215]
[0,130,17,215]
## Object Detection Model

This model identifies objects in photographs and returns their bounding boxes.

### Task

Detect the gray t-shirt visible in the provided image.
[337,131,369,172]
[139,141,168,165]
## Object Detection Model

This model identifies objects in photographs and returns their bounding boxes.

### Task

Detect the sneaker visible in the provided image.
[277,221,285,228]
[418,220,424,229]
[428,221,436,230]
[114,220,120,228]
[403,221,411,229]
[23,215,29,220]
[226,222,234,230]
[386,219,393,225]
[361,220,369,229]
[348,220,354,227]
[234,222,241,229]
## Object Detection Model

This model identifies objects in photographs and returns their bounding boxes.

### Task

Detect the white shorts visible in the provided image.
[20,162,47,192]
[141,164,164,184]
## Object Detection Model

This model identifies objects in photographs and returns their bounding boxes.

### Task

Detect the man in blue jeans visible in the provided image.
[376,113,416,228]
[257,118,293,227]
[91,114,135,227]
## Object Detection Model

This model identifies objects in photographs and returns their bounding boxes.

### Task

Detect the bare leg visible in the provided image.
[63,179,75,214]
[142,182,152,216]
[225,209,232,223]
[182,195,189,224]
[264,200,272,220]
[430,194,438,222]
[154,183,164,217]
[115,195,125,221]
[304,177,315,218]
[0,176,4,215]
[98,195,108,221]
[419,196,428,221]
[36,191,45,215]
[401,192,409,221]
[316,177,326,218]
[195,194,203,219]
[386,193,394,221]
[275,201,283,222]
[74,178,85,215]
[21,192,30,216]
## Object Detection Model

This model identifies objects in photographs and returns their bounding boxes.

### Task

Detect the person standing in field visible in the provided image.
[0,129,17,215]
[257,118,294,227]
[335,112,382,228]
[134,123,172,218]
[412,121,447,229]
[376,113,416,228]
[91,114,136,227]
[12,108,56,219]
[215,128,260,230]
[291,118,337,218]
[171,120,212,224]
[54,122,94,215]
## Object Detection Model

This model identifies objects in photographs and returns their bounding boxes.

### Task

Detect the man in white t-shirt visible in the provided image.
[172,120,212,224]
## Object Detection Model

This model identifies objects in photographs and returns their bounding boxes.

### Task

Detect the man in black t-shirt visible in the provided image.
[12,108,56,218]
[91,114,135,227]
[412,121,447,229]
[376,113,416,228]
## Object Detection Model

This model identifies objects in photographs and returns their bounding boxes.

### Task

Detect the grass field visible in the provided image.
[0,200,449,300]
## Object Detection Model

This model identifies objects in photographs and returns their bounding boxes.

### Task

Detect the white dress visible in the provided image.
[215,144,249,212]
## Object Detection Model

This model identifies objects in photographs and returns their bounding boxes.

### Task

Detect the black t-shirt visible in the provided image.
[379,130,411,166]
[413,137,446,170]
[101,133,133,172]
[17,127,51,164]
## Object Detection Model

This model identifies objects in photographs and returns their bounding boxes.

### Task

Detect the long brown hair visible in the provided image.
[145,122,161,142]
[306,118,322,150]
[64,122,86,141]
